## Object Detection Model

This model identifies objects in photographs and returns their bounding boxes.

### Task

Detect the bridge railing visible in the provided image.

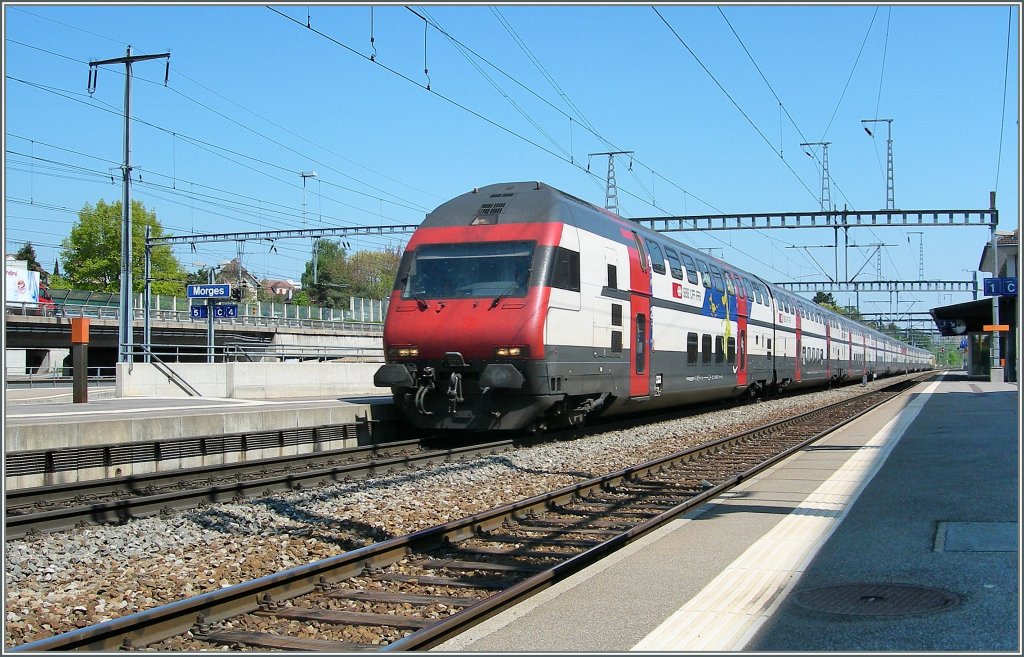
[124,343,384,363]
[22,303,385,334]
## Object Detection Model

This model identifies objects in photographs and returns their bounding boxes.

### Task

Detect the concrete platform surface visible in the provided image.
[436,372,1019,653]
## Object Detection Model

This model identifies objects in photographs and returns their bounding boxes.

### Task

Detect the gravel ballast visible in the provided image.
[3,376,918,647]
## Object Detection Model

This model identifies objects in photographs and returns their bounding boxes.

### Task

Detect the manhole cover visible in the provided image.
[794,583,960,617]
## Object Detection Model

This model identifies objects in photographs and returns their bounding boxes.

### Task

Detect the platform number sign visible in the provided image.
[190,305,209,319]
[983,277,1018,296]
[213,304,238,318]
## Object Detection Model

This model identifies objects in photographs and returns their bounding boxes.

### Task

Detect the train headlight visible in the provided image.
[494,345,529,358]
[389,346,420,359]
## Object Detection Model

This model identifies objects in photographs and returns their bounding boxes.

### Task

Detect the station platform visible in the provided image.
[3,390,398,488]
[438,372,1020,652]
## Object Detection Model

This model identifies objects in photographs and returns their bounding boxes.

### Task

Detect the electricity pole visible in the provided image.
[862,118,895,210]
[589,151,633,214]
[88,46,170,362]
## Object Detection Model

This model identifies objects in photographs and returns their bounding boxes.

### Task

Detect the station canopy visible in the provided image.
[929,299,994,336]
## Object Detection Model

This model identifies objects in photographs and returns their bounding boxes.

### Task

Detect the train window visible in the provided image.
[549,247,580,292]
[404,241,534,299]
[696,260,712,288]
[742,277,754,301]
[702,334,712,364]
[710,265,725,292]
[607,264,618,289]
[644,239,666,275]
[715,336,725,363]
[730,273,744,298]
[723,272,736,296]
[611,303,622,327]
[727,336,736,364]
[680,253,700,285]
[635,314,647,374]
[611,330,623,353]
[664,247,685,280]
[632,232,648,272]
[687,332,698,365]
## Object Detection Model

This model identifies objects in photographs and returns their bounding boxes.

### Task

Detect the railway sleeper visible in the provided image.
[255,607,433,630]
[370,572,511,590]
[419,558,548,574]
[505,523,622,536]
[475,532,603,548]
[206,630,377,652]
[454,544,584,560]
[329,590,484,607]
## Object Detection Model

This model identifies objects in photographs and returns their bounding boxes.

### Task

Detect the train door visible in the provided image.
[794,306,802,382]
[628,231,652,399]
[825,321,832,380]
[733,273,749,387]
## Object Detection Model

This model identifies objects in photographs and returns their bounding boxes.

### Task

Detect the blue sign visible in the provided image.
[190,304,209,319]
[213,304,238,318]
[983,277,1018,297]
[186,284,231,299]
[960,337,968,350]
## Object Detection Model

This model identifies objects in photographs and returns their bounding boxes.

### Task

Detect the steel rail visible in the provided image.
[10,373,930,652]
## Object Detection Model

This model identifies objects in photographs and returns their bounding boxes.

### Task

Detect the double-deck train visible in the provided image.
[375,182,934,432]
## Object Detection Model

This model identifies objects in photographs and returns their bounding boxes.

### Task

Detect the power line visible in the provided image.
[652,7,820,207]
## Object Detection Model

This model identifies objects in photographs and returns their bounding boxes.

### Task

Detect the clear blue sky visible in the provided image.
[4,2,1020,320]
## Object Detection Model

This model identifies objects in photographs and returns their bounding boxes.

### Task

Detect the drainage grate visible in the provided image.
[793,583,960,617]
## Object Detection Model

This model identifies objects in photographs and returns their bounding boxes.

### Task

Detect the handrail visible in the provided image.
[136,345,202,397]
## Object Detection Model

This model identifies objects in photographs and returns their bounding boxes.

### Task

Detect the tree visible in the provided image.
[13,242,42,272]
[812,291,837,306]
[57,199,186,295]
[343,247,402,299]
[300,242,401,304]
[300,239,347,307]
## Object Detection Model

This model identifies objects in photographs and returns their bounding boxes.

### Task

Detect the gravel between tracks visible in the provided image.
[3,376,917,647]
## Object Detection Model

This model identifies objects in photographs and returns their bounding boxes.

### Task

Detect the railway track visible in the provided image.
[4,376,861,540]
[4,438,523,540]
[11,374,928,652]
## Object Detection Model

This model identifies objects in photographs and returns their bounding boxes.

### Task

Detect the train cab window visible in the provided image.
[607,264,618,289]
[632,232,648,272]
[687,332,698,365]
[404,241,534,299]
[664,247,685,280]
[701,334,712,364]
[549,247,580,292]
[680,253,700,285]
[709,265,725,292]
[715,336,725,364]
[644,239,666,275]
[727,337,736,364]
[696,260,712,288]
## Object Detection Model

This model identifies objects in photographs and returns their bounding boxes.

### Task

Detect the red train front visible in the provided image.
[375,182,580,431]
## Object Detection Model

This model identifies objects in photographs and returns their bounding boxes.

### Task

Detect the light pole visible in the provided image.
[861,118,894,210]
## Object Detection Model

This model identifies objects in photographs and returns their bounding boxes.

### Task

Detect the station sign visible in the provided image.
[982,277,1017,297]
[190,305,209,319]
[213,304,238,318]
[186,283,231,299]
